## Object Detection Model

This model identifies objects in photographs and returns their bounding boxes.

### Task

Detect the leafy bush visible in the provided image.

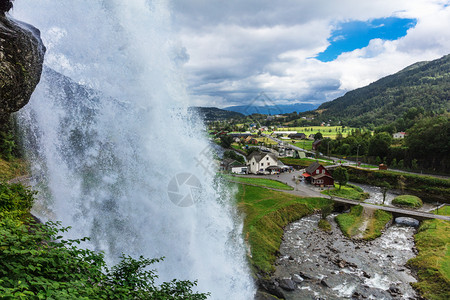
[0,183,209,299]
[0,182,35,216]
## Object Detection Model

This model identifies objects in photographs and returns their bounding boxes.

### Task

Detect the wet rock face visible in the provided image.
[0,13,45,123]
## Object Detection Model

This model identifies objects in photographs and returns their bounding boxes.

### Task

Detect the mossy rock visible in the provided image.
[0,14,45,123]
[392,195,423,208]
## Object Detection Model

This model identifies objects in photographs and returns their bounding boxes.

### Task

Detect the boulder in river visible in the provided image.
[278,278,296,291]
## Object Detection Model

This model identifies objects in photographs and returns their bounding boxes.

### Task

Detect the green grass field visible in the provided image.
[408,206,450,300]
[235,184,331,275]
[223,175,293,190]
[273,126,363,139]
[321,183,369,201]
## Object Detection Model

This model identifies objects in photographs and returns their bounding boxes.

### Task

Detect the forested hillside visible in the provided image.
[314,54,450,127]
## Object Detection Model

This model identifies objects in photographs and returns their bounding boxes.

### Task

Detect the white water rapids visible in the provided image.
[13,1,254,298]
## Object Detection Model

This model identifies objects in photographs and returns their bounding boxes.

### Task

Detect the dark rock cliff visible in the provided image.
[0,11,45,124]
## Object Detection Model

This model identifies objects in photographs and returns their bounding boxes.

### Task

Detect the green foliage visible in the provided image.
[0,182,35,217]
[404,114,450,172]
[346,167,450,203]
[318,219,331,232]
[392,195,423,208]
[314,132,323,140]
[223,150,245,164]
[407,207,450,300]
[219,135,233,148]
[0,130,16,161]
[333,167,349,190]
[0,183,209,299]
[315,54,450,127]
[368,132,392,158]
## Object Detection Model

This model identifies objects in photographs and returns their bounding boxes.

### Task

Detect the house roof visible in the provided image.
[311,173,333,180]
[247,151,278,163]
[305,161,321,174]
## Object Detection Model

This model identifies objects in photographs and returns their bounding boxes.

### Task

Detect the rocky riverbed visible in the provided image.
[271,214,418,299]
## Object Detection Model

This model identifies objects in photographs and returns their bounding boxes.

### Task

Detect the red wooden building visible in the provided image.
[303,162,334,187]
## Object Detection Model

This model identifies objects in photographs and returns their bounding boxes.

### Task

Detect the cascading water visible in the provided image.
[13,1,254,298]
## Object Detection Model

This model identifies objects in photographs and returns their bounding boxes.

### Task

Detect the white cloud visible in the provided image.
[173,0,450,107]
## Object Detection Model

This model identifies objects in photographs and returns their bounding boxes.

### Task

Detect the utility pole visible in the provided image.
[356,144,360,167]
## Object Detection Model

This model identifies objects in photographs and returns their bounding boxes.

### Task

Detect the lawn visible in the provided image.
[223,175,293,191]
[289,140,313,150]
[408,206,450,300]
[280,157,333,168]
[235,184,332,275]
[274,126,362,139]
[321,183,369,201]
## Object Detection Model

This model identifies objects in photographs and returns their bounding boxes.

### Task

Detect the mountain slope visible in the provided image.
[315,54,450,127]
[189,106,244,121]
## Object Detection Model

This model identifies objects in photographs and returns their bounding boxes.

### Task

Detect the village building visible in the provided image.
[247,151,281,174]
[393,132,407,139]
[288,132,307,140]
[312,139,322,150]
[302,162,334,187]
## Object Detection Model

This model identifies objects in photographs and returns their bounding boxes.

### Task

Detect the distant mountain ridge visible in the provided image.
[225,103,318,115]
[313,54,450,127]
[189,106,244,121]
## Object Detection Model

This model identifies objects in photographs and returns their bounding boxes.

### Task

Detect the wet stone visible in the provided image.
[278,278,296,291]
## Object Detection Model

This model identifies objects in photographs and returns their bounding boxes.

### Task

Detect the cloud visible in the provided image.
[173,0,450,107]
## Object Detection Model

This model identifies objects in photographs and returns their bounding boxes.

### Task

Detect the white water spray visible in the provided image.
[13,1,254,298]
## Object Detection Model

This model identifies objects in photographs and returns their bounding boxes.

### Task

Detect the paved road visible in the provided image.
[233,172,450,221]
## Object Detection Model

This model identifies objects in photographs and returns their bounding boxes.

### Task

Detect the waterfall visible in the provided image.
[13,1,254,298]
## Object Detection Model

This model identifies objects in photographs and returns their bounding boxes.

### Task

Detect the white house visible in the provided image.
[393,132,407,139]
[231,165,248,174]
[247,152,280,174]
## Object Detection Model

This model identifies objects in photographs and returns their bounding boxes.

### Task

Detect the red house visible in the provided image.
[303,162,334,187]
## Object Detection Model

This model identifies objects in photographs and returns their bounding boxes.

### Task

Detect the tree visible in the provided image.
[314,132,323,140]
[368,132,392,157]
[380,181,391,205]
[333,167,349,190]
[219,135,233,148]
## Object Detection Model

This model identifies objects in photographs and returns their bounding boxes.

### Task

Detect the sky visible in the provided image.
[170,0,450,108]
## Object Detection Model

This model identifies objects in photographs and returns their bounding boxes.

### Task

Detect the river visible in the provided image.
[273,214,418,299]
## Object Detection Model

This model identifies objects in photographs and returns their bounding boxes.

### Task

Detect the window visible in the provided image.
[322,169,325,174]
[261,163,264,166]
[252,162,255,165]
[316,170,319,174]
[266,157,269,160]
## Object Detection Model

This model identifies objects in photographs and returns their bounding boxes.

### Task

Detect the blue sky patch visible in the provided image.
[316,17,417,62]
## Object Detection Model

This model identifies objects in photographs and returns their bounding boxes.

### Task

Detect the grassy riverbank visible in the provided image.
[335,205,392,240]
[223,175,293,190]
[235,184,332,275]
[321,183,369,201]
[392,195,423,208]
[407,206,450,300]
